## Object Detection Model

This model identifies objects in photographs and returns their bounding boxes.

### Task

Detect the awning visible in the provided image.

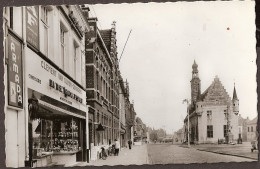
[38,100,86,119]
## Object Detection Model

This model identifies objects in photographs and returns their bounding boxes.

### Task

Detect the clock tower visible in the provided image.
[191,60,201,106]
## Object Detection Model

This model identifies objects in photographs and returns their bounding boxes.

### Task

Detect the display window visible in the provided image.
[28,89,83,159]
[32,117,80,157]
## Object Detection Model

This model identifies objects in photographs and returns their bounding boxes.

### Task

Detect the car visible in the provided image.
[251,140,258,152]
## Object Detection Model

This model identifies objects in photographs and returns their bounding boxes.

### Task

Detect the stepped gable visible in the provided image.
[201,76,232,104]
[199,85,211,101]
[100,29,112,52]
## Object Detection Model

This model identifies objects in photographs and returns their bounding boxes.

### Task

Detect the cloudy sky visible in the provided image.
[89,1,257,133]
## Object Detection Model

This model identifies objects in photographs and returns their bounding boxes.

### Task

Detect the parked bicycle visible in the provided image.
[100,147,108,160]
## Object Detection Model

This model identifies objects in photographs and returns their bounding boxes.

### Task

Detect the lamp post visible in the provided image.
[183,99,190,148]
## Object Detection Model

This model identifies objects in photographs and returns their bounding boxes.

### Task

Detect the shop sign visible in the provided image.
[26,48,86,112]
[26,6,39,49]
[49,79,83,103]
[7,34,23,108]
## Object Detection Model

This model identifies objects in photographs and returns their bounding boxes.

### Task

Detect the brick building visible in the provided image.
[84,17,120,160]
[184,61,239,144]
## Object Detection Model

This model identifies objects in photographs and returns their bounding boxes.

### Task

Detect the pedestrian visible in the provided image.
[114,139,120,156]
[128,140,132,150]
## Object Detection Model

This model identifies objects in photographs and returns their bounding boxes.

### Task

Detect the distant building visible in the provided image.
[125,95,136,144]
[238,115,250,141]
[247,116,258,141]
[184,61,239,144]
[118,74,128,148]
[173,126,184,143]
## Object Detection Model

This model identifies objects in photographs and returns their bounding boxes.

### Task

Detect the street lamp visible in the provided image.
[183,99,190,148]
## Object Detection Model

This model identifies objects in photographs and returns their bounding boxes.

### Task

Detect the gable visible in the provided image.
[202,76,231,105]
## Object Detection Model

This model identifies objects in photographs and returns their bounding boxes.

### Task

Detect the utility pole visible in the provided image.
[183,99,190,148]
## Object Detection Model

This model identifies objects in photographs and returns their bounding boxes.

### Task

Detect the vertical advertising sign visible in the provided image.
[26,6,39,49]
[8,34,23,108]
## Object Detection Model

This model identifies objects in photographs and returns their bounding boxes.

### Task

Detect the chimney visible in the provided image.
[87,17,98,31]
[81,5,90,19]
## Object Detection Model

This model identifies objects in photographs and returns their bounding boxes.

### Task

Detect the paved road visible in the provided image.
[147,144,256,164]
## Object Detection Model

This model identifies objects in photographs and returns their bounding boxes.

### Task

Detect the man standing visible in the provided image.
[128,140,132,150]
[115,139,120,156]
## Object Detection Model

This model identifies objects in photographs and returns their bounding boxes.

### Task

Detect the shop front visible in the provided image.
[25,48,88,167]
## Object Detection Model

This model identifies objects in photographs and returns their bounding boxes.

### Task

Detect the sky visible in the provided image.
[89,1,257,134]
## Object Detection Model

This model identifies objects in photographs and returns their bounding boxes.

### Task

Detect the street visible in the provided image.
[75,143,257,166]
[147,144,256,164]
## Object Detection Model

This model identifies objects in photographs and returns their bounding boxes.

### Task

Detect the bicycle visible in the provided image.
[100,147,107,160]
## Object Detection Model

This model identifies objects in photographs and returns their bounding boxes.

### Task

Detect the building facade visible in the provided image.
[247,116,258,141]
[84,18,120,160]
[125,98,136,144]
[118,74,128,148]
[4,5,89,167]
[184,61,239,144]
[238,115,250,142]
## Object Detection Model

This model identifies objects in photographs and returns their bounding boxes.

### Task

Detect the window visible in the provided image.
[96,72,99,90]
[251,126,253,132]
[41,7,48,56]
[73,43,77,79]
[224,110,227,120]
[60,26,65,69]
[207,125,213,138]
[207,110,212,120]
[248,127,250,132]
[224,125,228,137]
[97,112,100,123]
[10,7,13,29]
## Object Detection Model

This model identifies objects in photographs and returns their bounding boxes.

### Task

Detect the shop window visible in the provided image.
[207,125,213,138]
[31,117,81,158]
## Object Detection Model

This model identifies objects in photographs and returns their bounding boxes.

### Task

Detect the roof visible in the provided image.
[100,29,112,52]
[192,60,198,73]
[238,115,249,126]
[199,85,211,101]
[247,116,258,125]
[233,86,238,100]
[199,76,231,104]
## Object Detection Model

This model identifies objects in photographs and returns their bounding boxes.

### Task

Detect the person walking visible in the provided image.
[128,140,132,150]
[114,139,120,156]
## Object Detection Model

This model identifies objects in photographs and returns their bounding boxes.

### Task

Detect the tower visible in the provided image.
[232,84,239,115]
[190,60,201,106]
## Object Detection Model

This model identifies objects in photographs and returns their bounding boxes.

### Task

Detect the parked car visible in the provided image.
[251,140,258,152]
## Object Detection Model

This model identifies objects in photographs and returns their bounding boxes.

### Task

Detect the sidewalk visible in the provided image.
[76,144,149,166]
[179,142,258,160]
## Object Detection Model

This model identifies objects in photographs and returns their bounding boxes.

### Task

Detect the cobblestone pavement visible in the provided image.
[180,142,258,160]
[75,145,148,166]
[147,144,256,164]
